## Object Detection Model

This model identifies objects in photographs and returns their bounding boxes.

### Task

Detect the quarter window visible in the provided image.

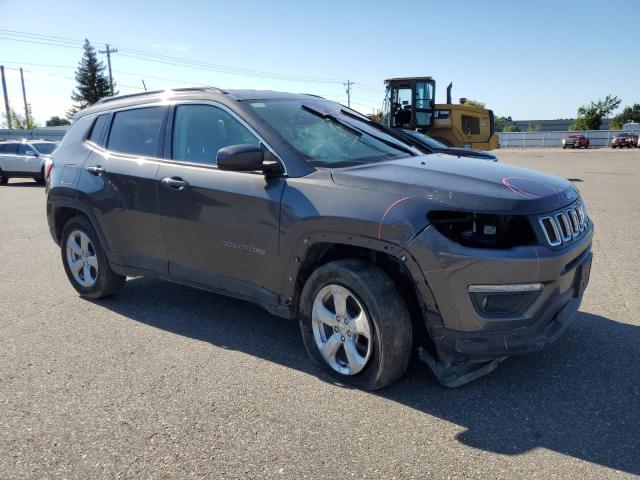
[107,107,165,157]
[172,104,259,166]
[88,114,110,145]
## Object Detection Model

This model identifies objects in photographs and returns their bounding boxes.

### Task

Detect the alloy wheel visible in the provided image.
[311,284,373,375]
[66,230,99,288]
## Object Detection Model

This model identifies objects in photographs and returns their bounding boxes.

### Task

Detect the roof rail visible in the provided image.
[96,86,227,105]
[301,93,325,99]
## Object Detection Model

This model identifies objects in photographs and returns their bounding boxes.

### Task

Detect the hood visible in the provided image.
[331,154,578,215]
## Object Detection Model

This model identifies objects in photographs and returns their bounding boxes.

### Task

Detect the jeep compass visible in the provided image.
[46,87,593,389]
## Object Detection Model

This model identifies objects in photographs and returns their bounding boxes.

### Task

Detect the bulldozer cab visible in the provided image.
[380,77,436,130]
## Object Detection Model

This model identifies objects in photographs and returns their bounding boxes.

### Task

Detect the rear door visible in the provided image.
[82,106,169,274]
[156,102,285,299]
[0,143,20,172]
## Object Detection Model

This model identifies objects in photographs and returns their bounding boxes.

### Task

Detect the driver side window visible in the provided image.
[172,104,260,166]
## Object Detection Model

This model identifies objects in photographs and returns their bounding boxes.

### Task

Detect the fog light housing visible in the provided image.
[469,283,543,316]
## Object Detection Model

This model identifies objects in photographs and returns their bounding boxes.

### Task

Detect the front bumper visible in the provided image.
[407,224,593,365]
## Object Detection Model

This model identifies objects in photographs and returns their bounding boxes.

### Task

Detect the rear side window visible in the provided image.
[0,143,18,154]
[107,107,165,157]
[88,114,110,146]
[171,104,259,166]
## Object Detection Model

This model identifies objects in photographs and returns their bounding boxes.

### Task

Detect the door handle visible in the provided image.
[86,165,105,175]
[160,176,189,190]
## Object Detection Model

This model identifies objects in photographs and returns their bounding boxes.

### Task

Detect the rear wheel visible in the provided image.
[60,216,126,299]
[0,169,7,185]
[299,259,412,390]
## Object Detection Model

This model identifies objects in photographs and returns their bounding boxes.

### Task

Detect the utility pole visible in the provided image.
[344,80,353,108]
[99,44,118,95]
[141,79,147,91]
[1,66,11,128]
[19,68,29,126]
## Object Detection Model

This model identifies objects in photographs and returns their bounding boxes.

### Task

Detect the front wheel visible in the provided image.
[0,169,7,185]
[299,259,412,390]
[60,216,126,299]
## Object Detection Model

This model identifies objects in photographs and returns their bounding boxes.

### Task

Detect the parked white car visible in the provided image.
[0,140,58,185]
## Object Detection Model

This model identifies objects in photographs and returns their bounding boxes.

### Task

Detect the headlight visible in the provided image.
[427,211,536,248]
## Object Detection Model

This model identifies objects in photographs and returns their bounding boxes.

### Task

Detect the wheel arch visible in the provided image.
[50,200,111,256]
[287,235,440,355]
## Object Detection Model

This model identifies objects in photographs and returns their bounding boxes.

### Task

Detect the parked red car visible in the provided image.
[611,133,639,148]
[562,134,589,149]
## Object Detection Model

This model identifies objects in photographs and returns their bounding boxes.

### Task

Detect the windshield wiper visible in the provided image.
[301,105,363,137]
[302,104,416,156]
[339,109,418,156]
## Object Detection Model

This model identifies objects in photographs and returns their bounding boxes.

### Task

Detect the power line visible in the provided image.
[0,30,347,85]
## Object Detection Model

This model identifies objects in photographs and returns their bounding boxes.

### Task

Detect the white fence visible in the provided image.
[498,130,640,148]
[0,128,68,141]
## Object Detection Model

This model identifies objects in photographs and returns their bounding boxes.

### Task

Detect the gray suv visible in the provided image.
[46,88,593,389]
[0,140,58,184]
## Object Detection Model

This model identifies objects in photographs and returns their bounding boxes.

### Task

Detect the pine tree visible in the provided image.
[67,39,114,118]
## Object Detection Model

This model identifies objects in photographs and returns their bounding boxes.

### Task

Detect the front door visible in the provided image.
[17,144,40,173]
[156,103,285,299]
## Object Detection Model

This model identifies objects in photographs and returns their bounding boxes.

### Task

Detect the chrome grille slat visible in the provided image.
[538,199,589,247]
[568,208,579,235]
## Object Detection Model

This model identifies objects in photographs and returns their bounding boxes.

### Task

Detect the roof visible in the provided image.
[384,77,433,83]
[76,87,324,120]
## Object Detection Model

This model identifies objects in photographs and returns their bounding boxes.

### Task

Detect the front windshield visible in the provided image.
[31,143,57,154]
[400,130,446,149]
[247,99,417,168]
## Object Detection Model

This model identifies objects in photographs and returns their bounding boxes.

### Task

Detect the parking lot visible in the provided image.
[1,147,638,479]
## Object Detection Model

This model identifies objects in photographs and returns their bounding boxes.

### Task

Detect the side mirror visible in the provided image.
[217,144,264,172]
[26,150,38,157]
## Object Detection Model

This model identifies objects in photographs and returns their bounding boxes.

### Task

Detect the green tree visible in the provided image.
[610,104,640,130]
[527,123,542,132]
[67,39,114,118]
[45,116,71,127]
[464,99,486,109]
[570,95,621,131]
[494,115,512,132]
[503,124,520,132]
[1,104,37,129]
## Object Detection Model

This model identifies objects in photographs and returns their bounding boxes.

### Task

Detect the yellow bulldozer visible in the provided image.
[379,77,499,150]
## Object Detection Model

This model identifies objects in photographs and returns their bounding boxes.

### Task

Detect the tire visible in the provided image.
[0,169,7,185]
[33,167,45,185]
[60,215,126,299]
[562,145,566,150]
[299,259,412,390]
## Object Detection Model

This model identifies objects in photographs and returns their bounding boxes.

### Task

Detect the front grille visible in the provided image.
[538,200,589,247]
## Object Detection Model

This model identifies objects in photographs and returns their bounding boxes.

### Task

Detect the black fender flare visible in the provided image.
[280,232,440,317]
[48,196,113,258]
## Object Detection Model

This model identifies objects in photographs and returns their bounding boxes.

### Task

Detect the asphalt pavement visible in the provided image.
[1,147,638,479]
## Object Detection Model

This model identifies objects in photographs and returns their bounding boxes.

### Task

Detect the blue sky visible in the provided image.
[1,0,638,125]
